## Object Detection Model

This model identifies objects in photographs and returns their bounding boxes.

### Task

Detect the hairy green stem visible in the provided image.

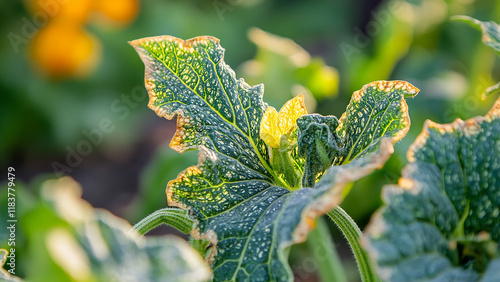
[327,206,379,282]
[132,208,194,235]
[307,217,348,282]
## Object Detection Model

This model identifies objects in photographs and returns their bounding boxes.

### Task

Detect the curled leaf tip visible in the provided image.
[260,95,307,148]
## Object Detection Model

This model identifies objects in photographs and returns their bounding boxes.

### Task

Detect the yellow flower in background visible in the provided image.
[30,21,101,79]
[94,0,140,25]
[25,0,140,79]
[24,0,93,24]
[260,95,307,148]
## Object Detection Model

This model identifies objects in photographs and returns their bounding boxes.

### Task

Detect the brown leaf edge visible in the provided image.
[129,35,221,153]
[408,96,499,162]
[338,80,419,144]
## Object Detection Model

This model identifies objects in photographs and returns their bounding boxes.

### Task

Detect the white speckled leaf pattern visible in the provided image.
[169,139,397,281]
[336,81,419,164]
[365,98,500,281]
[131,36,417,281]
[130,36,272,179]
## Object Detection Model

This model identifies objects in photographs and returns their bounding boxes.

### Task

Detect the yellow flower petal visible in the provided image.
[260,95,307,148]
[260,107,280,148]
[277,95,307,136]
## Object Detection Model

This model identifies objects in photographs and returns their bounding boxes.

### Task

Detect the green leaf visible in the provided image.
[23,177,212,282]
[335,81,418,164]
[129,35,279,185]
[169,138,397,281]
[84,212,210,282]
[364,98,500,281]
[132,35,418,281]
[453,16,500,55]
[298,81,419,186]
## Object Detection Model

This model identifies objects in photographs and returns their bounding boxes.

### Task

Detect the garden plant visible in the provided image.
[1,15,499,282]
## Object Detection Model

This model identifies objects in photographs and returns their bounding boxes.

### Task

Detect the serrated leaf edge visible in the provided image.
[408,97,499,162]
[129,35,222,153]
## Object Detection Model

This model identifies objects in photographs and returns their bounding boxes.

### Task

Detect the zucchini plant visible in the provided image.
[2,15,497,282]
[129,35,418,281]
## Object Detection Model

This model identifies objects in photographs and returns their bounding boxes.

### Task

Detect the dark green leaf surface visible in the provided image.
[132,35,418,281]
[298,81,419,186]
[335,81,418,164]
[130,36,274,182]
[170,138,396,281]
[454,16,500,55]
[365,98,500,281]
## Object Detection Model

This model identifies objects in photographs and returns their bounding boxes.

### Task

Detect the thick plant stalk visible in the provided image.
[327,206,379,282]
[307,217,348,282]
[132,208,194,235]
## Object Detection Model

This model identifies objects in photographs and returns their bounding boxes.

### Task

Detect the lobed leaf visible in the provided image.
[130,36,274,182]
[296,80,418,187]
[132,35,418,281]
[364,98,500,281]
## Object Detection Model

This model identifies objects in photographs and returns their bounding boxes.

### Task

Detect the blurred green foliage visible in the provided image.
[1,0,500,280]
[1,177,211,281]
